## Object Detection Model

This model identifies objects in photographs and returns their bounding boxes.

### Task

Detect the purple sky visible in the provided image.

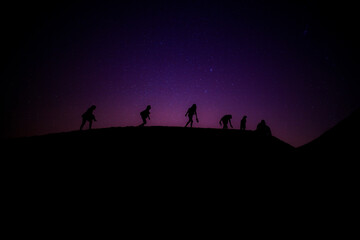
[2,1,360,147]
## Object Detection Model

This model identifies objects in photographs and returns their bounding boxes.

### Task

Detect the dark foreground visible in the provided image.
[3,126,357,237]
[6,126,297,177]
[4,126,298,187]
[7,126,294,158]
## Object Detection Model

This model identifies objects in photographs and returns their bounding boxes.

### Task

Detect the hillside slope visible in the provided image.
[4,126,298,197]
[4,126,297,185]
[3,126,355,231]
[6,126,294,160]
[297,108,360,158]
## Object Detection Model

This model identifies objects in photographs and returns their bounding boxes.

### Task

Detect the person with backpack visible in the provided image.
[256,120,272,136]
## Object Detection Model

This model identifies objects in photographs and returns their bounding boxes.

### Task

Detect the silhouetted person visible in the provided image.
[80,105,97,130]
[185,104,199,128]
[256,120,272,136]
[139,105,151,127]
[240,115,247,131]
[219,115,233,129]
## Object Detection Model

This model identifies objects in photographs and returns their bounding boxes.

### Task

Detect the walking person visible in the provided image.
[139,105,151,127]
[185,104,199,128]
[80,105,97,130]
[219,115,233,129]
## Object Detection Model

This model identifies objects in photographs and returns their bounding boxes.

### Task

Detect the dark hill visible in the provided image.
[4,126,298,200]
[3,126,355,232]
[294,108,359,199]
[5,126,296,186]
[7,126,294,160]
[297,108,360,158]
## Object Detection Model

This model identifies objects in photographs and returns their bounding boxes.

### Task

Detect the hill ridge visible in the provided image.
[297,108,360,157]
[6,126,295,160]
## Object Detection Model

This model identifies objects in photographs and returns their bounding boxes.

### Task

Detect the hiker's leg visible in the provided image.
[80,118,86,130]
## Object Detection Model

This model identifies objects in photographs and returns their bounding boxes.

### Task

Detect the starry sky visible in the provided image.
[2,0,360,147]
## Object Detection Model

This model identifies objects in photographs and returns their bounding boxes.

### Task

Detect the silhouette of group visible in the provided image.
[79,104,272,135]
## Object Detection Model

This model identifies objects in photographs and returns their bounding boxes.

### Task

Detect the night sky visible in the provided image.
[2,1,360,147]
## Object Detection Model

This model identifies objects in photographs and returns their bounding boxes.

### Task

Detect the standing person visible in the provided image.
[240,115,247,131]
[219,115,233,129]
[185,104,199,128]
[80,105,97,130]
[139,105,151,127]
